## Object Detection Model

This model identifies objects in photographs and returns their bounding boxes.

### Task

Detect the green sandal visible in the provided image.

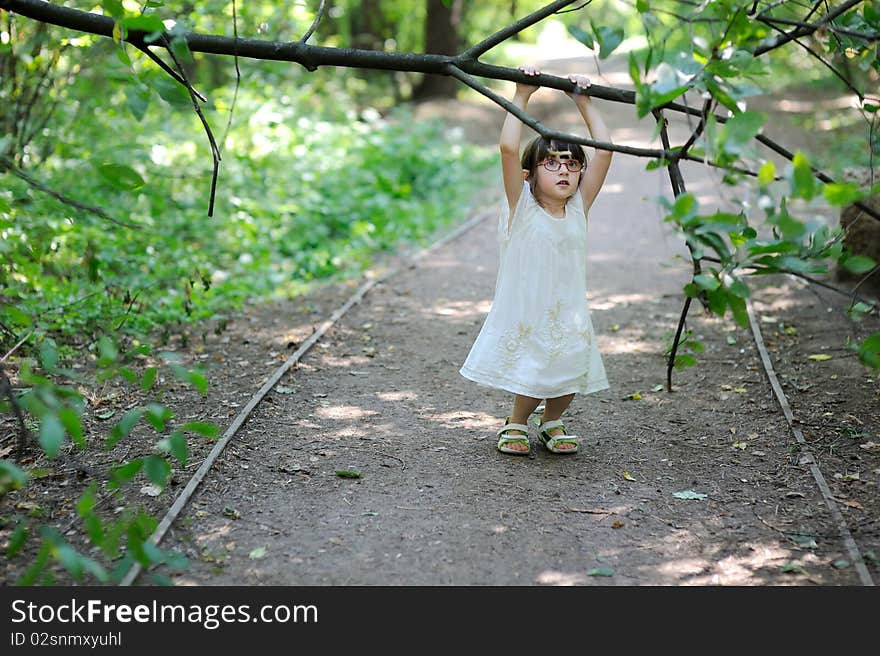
[496,417,531,455]
[535,418,579,454]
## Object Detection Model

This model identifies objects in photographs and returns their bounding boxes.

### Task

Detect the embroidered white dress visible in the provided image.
[460,181,609,398]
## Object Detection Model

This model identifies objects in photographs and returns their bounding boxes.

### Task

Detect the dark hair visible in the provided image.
[520,136,589,201]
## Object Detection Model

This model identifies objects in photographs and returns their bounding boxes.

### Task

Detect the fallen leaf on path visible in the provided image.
[790,534,817,548]
[336,470,361,479]
[780,563,805,574]
[807,354,832,361]
[140,484,162,497]
[274,385,295,394]
[733,441,748,450]
[621,471,636,482]
[651,384,664,392]
[834,497,865,510]
[249,547,267,560]
[587,568,615,577]
[611,521,624,529]
[785,491,806,498]
[624,392,642,400]
[858,441,880,451]
[734,387,747,393]
[222,506,241,519]
[673,490,707,500]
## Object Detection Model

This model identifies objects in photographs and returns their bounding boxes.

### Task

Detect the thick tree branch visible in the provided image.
[3,0,878,225]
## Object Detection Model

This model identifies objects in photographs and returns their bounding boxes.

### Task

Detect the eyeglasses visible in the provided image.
[538,159,583,173]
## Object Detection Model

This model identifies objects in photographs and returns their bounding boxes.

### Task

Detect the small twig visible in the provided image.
[220,0,241,151]
[299,0,326,44]
[0,359,31,457]
[160,34,221,217]
[377,451,405,470]
[0,156,139,229]
[132,43,208,102]
[1,330,33,364]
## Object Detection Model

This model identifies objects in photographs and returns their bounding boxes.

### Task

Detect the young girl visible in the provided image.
[459,65,612,456]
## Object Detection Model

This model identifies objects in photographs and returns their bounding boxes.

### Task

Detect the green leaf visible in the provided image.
[109,458,143,489]
[3,305,32,328]
[790,152,817,200]
[718,111,766,153]
[141,367,158,391]
[824,182,866,206]
[729,295,749,328]
[143,455,171,487]
[107,408,145,449]
[758,161,776,186]
[842,254,877,275]
[58,407,85,449]
[124,84,151,122]
[39,415,65,459]
[118,15,165,34]
[144,403,173,432]
[182,421,219,439]
[673,354,697,369]
[591,24,624,59]
[96,336,118,367]
[77,482,98,518]
[95,162,145,191]
[587,567,615,577]
[39,339,58,373]
[118,367,138,384]
[0,460,28,494]
[693,274,720,291]
[102,0,125,19]
[168,34,193,64]
[151,76,192,107]
[167,431,188,466]
[567,25,594,49]
[6,523,29,557]
[336,470,361,478]
[857,332,880,369]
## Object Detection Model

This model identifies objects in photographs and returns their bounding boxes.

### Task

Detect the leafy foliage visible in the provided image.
[1,4,492,584]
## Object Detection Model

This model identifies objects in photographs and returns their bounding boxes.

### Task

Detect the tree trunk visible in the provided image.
[411,0,463,100]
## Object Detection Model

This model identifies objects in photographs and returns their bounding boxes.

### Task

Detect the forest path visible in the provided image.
[153,55,875,586]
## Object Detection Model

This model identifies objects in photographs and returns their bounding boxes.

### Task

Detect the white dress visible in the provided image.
[460,181,609,398]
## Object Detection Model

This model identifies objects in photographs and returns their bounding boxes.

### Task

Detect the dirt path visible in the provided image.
[149,57,878,586]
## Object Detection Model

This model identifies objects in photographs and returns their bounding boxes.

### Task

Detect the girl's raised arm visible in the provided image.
[569,75,613,213]
[500,66,539,214]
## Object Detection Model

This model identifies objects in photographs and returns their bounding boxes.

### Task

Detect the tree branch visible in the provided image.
[460,0,585,60]
[0,156,140,228]
[3,0,878,225]
[753,0,864,56]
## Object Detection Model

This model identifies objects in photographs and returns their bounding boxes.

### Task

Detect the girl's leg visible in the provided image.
[511,393,542,425]
[501,394,542,453]
[541,393,576,450]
